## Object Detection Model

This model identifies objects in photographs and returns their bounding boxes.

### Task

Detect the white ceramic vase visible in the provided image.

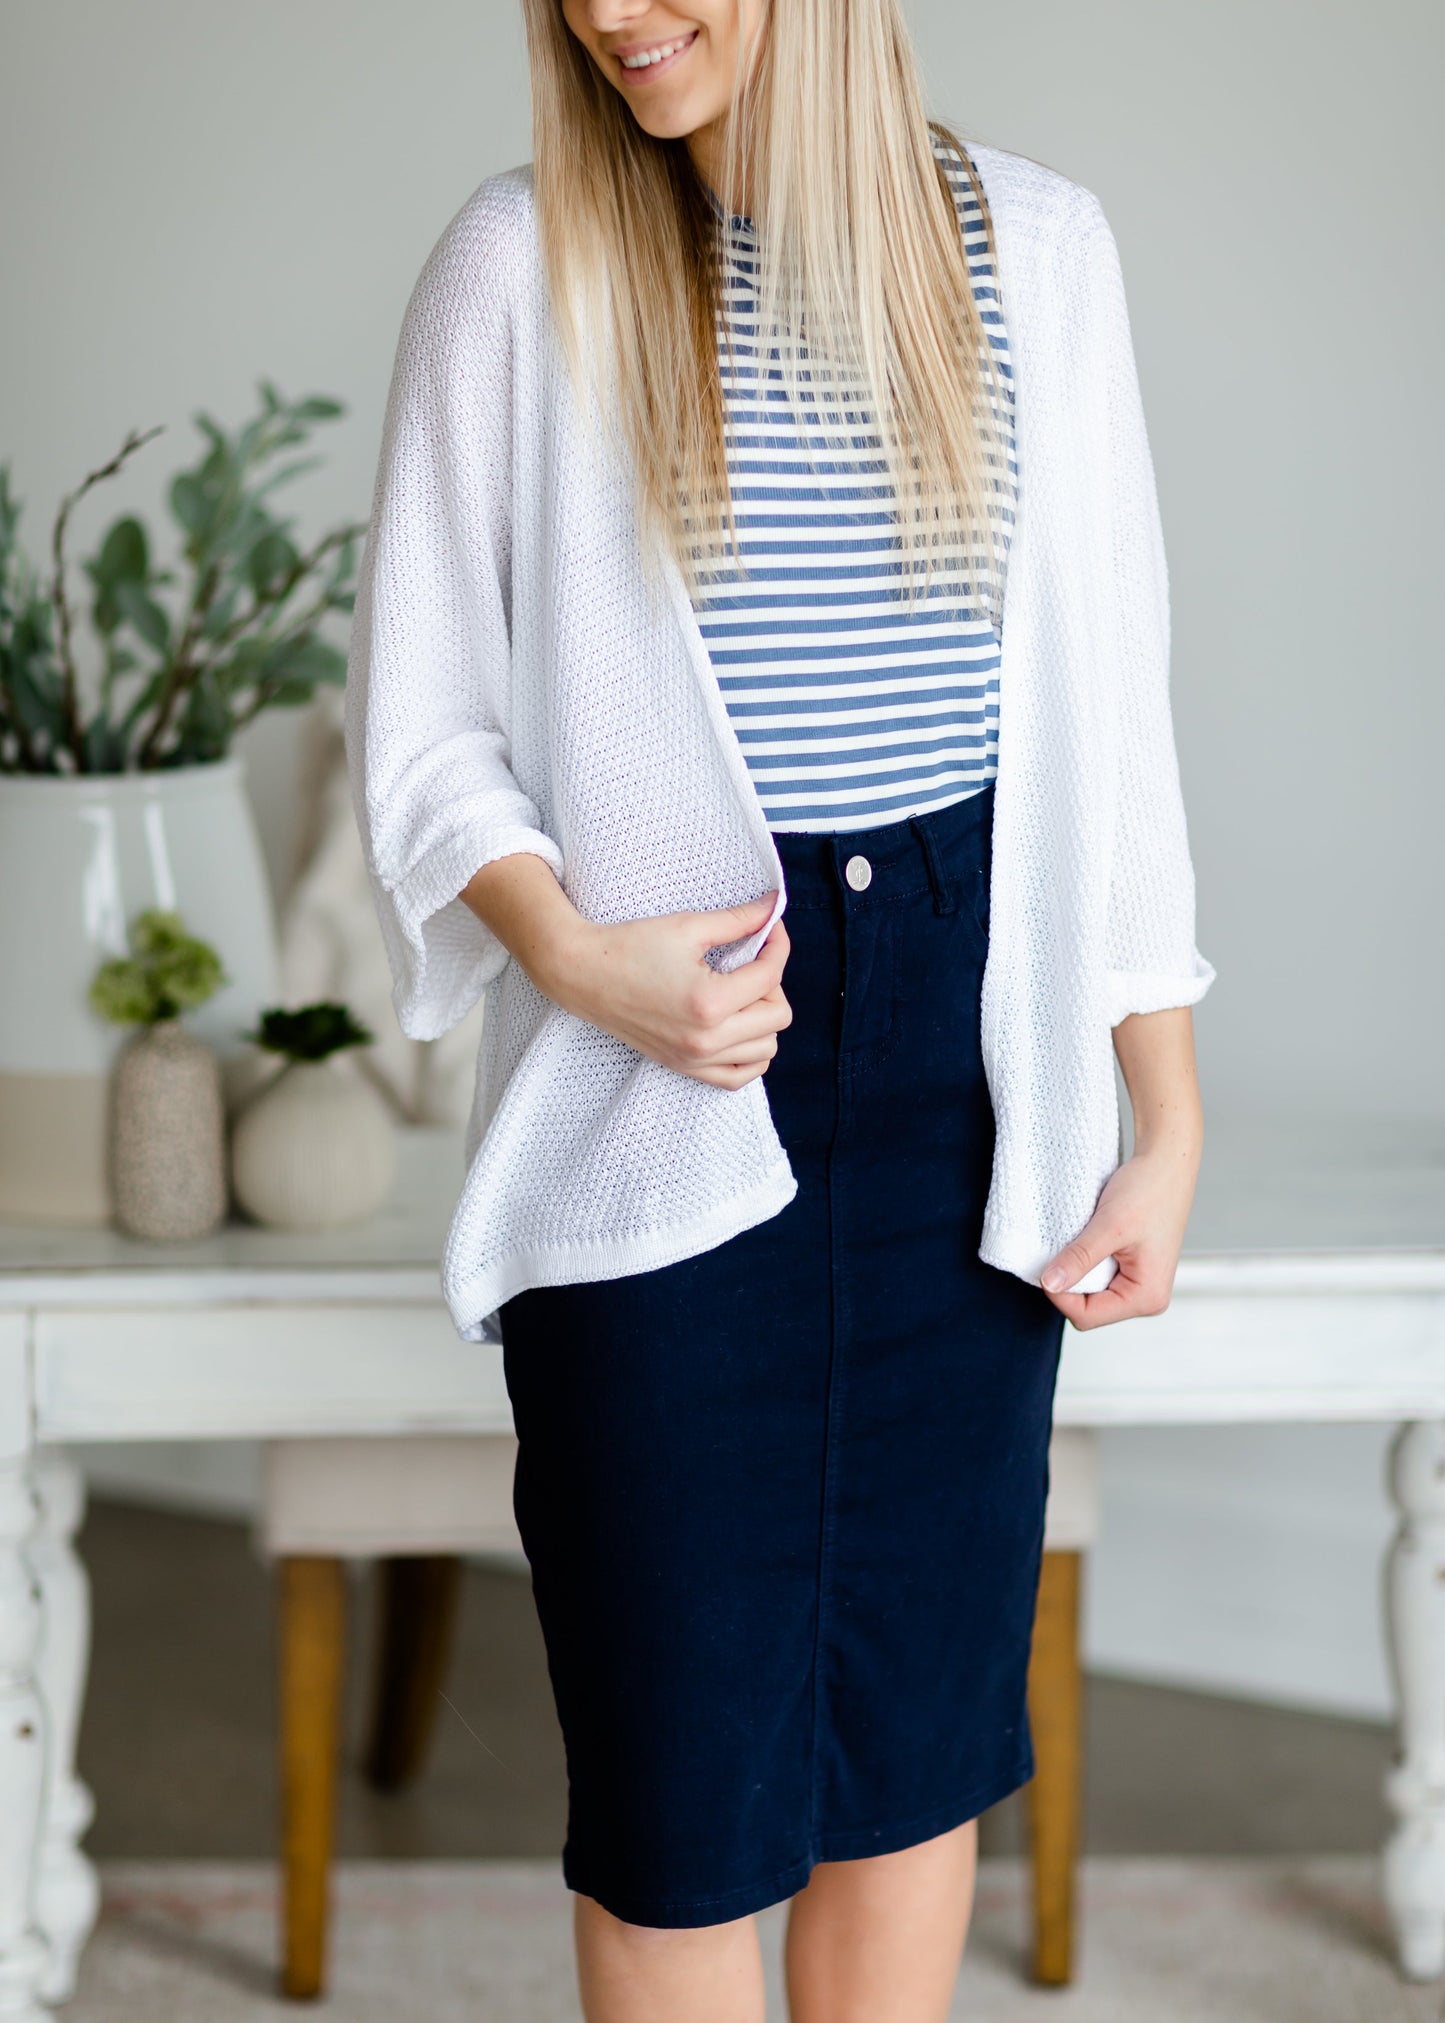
[230,1057,395,1232]
[0,759,278,1224]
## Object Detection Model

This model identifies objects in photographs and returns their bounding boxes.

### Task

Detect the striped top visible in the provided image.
[692,139,1017,833]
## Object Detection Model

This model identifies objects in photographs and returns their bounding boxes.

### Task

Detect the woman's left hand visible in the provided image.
[1038,1140,1200,1332]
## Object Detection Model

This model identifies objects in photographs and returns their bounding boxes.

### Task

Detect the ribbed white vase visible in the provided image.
[0,760,278,1224]
[230,1057,395,1232]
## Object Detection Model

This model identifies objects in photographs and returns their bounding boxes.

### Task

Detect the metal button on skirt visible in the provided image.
[499,782,1065,1930]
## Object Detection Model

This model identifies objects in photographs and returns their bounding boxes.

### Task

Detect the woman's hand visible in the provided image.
[459,853,791,1090]
[540,894,792,1091]
[1039,1139,1199,1330]
[1039,1005,1203,1331]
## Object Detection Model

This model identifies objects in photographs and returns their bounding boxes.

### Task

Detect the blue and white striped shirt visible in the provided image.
[693,139,1016,834]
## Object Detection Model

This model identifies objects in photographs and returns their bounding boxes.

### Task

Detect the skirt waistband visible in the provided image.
[775,783,995,913]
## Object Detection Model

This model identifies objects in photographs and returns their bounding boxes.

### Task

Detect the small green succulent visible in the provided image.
[249,1002,373,1063]
[90,910,226,1026]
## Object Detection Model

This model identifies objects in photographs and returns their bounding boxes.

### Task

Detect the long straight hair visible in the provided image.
[519,0,1009,610]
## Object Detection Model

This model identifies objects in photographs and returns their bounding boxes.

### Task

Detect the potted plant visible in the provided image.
[231,1003,395,1232]
[0,388,363,1223]
[89,911,228,1241]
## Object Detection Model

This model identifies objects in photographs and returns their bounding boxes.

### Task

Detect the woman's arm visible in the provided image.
[1039,1005,1202,1329]
[344,185,567,1043]
[459,852,793,1092]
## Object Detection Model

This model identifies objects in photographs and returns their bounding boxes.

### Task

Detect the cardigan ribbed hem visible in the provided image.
[449,1157,800,1343]
[980,1221,1118,1295]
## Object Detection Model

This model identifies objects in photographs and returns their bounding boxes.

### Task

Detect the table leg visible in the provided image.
[1383,1419,1445,1981]
[30,1453,98,2004]
[0,1447,48,2023]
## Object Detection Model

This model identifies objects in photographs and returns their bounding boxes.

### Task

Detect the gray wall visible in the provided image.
[2,0,1441,1716]
[918,0,1445,1122]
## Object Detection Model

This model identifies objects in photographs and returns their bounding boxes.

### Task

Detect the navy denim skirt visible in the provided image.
[499,783,1065,1929]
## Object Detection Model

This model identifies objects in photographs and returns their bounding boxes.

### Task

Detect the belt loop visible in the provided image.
[909,814,956,917]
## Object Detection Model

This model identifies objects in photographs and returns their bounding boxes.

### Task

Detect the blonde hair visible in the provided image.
[519,0,1008,609]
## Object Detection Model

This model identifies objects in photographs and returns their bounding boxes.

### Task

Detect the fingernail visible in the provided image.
[1041,1265,1066,1292]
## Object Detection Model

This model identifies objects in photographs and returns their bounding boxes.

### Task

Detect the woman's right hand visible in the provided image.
[459,856,791,1091]
[542,893,792,1090]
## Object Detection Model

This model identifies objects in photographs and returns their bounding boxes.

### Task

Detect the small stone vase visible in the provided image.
[230,1057,395,1232]
[111,1021,228,1241]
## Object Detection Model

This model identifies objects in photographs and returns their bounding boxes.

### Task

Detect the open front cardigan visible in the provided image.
[344,142,1215,1344]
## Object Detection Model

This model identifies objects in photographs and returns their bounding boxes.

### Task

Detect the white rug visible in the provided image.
[68,1857,1437,2020]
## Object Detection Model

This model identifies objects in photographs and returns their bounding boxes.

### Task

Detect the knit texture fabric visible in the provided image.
[344,143,1214,1343]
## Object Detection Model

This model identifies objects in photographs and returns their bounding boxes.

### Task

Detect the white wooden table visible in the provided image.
[0,1114,1442,2019]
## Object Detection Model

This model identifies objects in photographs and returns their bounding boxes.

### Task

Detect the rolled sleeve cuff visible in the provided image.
[1106,955,1216,1030]
[385,820,565,1041]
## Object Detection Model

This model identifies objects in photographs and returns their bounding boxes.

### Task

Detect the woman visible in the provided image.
[346,0,1213,2016]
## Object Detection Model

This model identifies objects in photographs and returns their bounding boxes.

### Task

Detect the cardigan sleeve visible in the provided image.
[344,183,564,1043]
[1076,199,1215,1029]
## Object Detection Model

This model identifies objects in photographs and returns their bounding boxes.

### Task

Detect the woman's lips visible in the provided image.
[614,28,700,86]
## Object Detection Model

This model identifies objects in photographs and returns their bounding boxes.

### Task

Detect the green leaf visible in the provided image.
[93,516,149,585]
[263,633,347,688]
[3,657,69,743]
[114,580,171,653]
[253,456,322,502]
[117,669,168,737]
[250,1001,372,1060]
[82,711,127,772]
[169,471,209,537]
[200,584,242,640]
[247,529,299,598]
[90,909,226,1025]
[171,670,232,763]
[0,465,21,554]
[293,396,344,422]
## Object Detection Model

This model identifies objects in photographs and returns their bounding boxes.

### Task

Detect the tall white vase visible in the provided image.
[0,759,278,1224]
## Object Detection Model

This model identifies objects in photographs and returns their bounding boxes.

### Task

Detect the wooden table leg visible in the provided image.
[278,1556,346,2002]
[364,1555,463,1793]
[1027,1547,1083,1988]
[1383,1420,1445,1982]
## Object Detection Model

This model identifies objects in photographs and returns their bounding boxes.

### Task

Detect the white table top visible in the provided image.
[0,1110,1441,1306]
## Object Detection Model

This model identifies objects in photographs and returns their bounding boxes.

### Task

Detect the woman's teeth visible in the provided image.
[619,32,697,69]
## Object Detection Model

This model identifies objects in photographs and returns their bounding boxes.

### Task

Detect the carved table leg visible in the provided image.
[1383,1420,1445,1981]
[30,1453,98,2004]
[0,1447,49,2023]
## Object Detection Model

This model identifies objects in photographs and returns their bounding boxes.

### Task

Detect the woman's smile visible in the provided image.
[612,26,700,84]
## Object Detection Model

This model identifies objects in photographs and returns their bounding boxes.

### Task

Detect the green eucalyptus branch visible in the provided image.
[49,426,164,771]
[3,389,358,775]
[201,521,364,660]
[134,556,222,769]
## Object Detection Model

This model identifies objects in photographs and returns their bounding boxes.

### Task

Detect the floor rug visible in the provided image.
[67,1856,1437,2020]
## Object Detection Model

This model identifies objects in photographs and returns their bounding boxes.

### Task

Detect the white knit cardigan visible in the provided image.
[345,142,1214,1343]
